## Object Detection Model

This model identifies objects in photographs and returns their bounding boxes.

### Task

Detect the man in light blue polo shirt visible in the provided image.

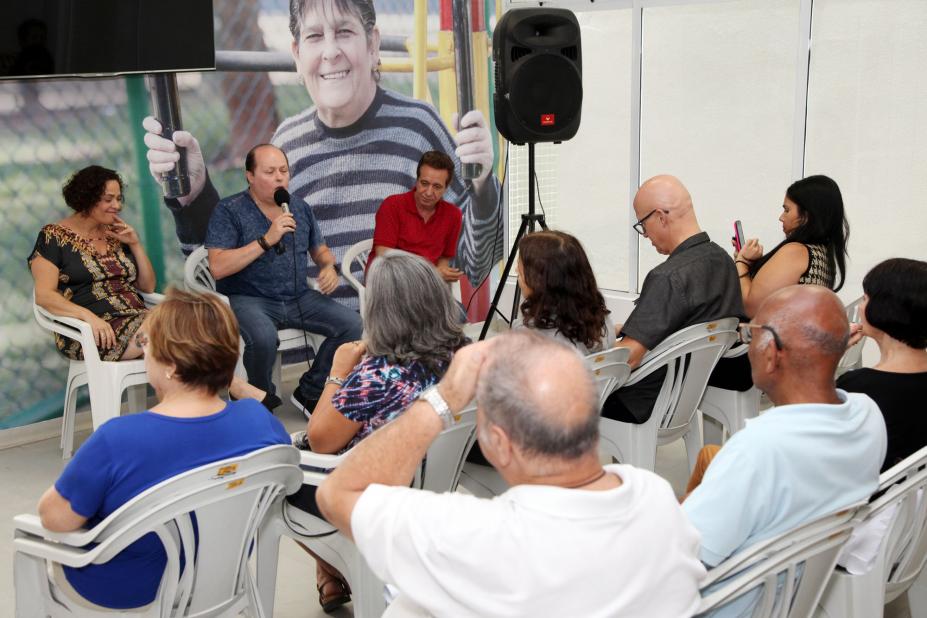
[684,285,886,613]
[205,144,362,412]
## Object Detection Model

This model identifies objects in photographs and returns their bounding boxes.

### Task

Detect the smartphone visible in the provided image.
[733,220,745,253]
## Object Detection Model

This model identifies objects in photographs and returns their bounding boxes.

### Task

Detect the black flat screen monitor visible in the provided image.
[0,0,215,80]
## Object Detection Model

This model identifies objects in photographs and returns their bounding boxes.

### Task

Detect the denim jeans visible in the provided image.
[228,291,363,398]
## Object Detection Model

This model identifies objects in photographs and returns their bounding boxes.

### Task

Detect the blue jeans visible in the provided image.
[228,291,363,398]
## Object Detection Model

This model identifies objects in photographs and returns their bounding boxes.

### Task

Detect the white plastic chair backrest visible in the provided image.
[837,296,865,375]
[299,405,477,495]
[184,245,218,295]
[586,347,632,409]
[415,405,478,493]
[627,318,739,430]
[863,445,927,597]
[341,239,372,308]
[36,445,300,615]
[697,505,860,617]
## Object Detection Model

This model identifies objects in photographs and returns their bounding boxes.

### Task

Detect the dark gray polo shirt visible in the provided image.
[607,232,744,424]
[622,232,744,349]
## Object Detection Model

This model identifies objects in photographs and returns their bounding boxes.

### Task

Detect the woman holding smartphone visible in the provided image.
[710,175,850,390]
[735,174,849,317]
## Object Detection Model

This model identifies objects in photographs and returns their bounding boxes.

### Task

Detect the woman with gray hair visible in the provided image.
[288,249,467,609]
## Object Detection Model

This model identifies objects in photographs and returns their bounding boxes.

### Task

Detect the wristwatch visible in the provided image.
[419,385,457,430]
[325,375,345,388]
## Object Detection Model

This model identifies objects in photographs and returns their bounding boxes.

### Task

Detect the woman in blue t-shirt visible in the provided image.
[36,288,290,610]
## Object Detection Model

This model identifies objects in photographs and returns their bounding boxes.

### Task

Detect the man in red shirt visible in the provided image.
[368,151,464,282]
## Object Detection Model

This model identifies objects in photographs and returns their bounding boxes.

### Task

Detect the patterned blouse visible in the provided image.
[331,355,446,453]
[29,224,148,361]
[798,243,835,288]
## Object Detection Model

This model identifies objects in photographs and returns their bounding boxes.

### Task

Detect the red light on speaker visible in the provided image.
[540,114,556,126]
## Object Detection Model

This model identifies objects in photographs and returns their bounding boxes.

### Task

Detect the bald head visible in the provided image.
[633,175,701,255]
[750,285,849,392]
[477,330,598,460]
[634,175,693,215]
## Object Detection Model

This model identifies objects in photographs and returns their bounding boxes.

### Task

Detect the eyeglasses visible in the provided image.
[738,323,784,350]
[632,208,664,236]
[134,330,149,348]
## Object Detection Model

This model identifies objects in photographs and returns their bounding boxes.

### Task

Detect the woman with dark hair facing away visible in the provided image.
[517,230,615,355]
[287,249,467,611]
[710,174,850,390]
[36,289,290,610]
[837,258,927,472]
[30,165,277,405]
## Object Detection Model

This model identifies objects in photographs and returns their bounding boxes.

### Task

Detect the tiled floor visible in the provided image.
[0,373,919,617]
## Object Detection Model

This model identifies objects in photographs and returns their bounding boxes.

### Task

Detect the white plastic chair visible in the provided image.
[342,239,463,314]
[836,296,865,378]
[599,318,739,473]
[696,505,860,617]
[700,343,762,446]
[341,239,373,311]
[816,446,927,617]
[255,406,478,618]
[458,347,632,499]
[183,246,325,391]
[13,445,302,618]
[587,346,633,410]
[32,290,163,459]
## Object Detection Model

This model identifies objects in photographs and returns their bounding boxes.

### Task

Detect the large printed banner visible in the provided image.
[150,0,501,314]
[0,0,503,428]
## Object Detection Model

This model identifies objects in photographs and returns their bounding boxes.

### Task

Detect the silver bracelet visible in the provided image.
[324,375,345,388]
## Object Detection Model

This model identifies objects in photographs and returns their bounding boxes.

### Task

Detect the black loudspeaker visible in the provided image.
[493,8,582,145]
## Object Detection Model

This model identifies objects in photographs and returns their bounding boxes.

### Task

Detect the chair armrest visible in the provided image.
[13,535,99,568]
[298,450,350,487]
[139,291,165,307]
[33,305,98,357]
[14,513,101,546]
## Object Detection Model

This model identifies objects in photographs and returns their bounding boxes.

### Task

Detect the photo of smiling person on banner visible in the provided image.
[143,0,500,311]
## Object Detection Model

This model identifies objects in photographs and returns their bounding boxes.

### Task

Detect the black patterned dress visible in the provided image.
[798,243,836,287]
[29,224,148,361]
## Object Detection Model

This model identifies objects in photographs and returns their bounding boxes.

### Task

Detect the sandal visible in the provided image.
[317,573,351,613]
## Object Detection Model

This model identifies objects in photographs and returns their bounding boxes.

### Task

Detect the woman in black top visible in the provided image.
[838,258,927,472]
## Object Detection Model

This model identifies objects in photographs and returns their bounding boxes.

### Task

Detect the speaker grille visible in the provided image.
[509,54,582,134]
[511,46,532,62]
[561,46,578,61]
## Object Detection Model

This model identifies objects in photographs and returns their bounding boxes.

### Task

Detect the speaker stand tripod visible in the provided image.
[480,142,548,340]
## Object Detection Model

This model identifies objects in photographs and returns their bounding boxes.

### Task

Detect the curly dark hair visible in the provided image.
[518,230,610,351]
[61,165,124,214]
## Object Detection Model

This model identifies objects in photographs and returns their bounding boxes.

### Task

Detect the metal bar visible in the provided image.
[628,2,644,293]
[792,0,814,180]
[214,49,454,74]
[124,74,166,291]
[414,0,429,99]
[215,35,417,72]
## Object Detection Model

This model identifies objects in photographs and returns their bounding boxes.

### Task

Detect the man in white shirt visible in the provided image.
[317,330,707,618]
[683,285,886,613]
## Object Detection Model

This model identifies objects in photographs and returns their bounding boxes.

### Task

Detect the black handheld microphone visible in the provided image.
[273,187,291,255]
[147,73,190,198]
[452,0,482,180]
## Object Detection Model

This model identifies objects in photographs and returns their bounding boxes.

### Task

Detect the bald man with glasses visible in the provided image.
[683,286,886,573]
[604,175,744,424]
